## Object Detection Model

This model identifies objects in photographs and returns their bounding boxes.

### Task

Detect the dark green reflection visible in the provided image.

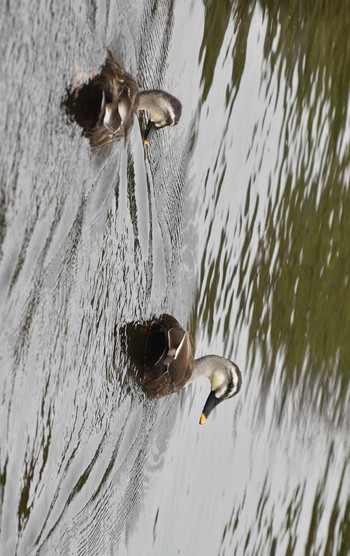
[200,0,256,103]
[241,0,350,412]
[196,0,350,419]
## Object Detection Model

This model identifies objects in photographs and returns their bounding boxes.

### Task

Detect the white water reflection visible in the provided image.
[1,0,349,555]
[186,3,349,555]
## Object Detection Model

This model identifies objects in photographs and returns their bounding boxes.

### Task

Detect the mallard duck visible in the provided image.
[125,314,242,424]
[65,53,182,148]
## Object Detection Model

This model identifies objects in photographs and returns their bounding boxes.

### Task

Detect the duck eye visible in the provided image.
[226,381,237,397]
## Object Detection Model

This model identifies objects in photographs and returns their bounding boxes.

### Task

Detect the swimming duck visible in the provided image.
[65,53,182,148]
[137,314,242,424]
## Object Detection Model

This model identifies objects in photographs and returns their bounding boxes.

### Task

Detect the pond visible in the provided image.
[0,0,349,554]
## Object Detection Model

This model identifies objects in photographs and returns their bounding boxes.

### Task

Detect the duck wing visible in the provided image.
[167,327,187,352]
[143,331,192,396]
[89,54,139,146]
[88,126,124,148]
[102,54,139,140]
[142,372,171,398]
[167,330,193,391]
[141,315,193,397]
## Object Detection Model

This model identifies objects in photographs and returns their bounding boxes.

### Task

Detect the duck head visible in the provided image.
[138,90,182,144]
[197,358,242,425]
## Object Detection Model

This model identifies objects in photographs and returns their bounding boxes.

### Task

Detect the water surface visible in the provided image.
[0,0,349,555]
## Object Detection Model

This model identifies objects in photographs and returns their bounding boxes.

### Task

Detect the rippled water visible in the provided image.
[1,0,349,555]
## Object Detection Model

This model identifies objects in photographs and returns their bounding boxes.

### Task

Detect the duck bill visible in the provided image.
[143,121,157,144]
[199,391,221,425]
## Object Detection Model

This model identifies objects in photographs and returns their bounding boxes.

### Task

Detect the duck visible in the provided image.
[65,52,182,148]
[129,314,242,424]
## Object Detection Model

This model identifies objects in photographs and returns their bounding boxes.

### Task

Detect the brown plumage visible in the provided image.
[142,314,194,397]
[64,53,182,148]
[121,314,242,424]
[65,53,139,147]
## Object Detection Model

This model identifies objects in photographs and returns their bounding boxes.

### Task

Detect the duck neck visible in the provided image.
[137,91,156,112]
[189,355,222,384]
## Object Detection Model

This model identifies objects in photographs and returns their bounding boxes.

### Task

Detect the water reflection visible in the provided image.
[243,1,350,420]
[1,0,349,554]
[194,0,350,420]
[242,0,350,417]
[190,0,349,554]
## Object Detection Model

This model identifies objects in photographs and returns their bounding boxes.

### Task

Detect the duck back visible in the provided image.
[142,314,194,398]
